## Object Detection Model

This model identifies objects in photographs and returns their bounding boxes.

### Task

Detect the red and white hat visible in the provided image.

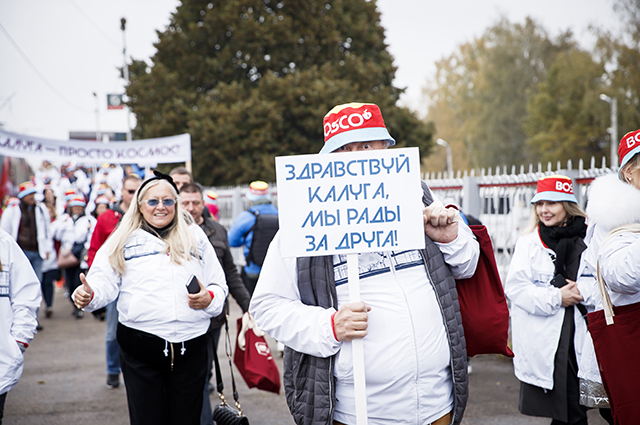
[95,195,110,205]
[96,183,111,196]
[17,181,37,199]
[618,129,640,179]
[64,189,77,200]
[246,181,270,202]
[68,195,86,208]
[530,175,578,204]
[204,190,218,205]
[320,103,395,154]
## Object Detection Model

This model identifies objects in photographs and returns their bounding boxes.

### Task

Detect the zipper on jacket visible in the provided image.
[419,249,456,425]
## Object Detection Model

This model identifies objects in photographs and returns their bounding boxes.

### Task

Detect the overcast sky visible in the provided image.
[0,0,620,141]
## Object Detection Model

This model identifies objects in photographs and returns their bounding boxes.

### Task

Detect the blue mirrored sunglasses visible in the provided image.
[143,198,176,207]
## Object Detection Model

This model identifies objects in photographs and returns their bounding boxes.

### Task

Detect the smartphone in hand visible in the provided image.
[186,275,200,294]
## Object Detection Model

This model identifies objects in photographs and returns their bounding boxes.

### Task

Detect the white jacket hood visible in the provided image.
[587,174,640,231]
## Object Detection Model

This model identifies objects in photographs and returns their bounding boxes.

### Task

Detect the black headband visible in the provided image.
[138,170,180,197]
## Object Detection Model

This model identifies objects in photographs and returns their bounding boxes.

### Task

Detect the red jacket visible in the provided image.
[87,209,121,268]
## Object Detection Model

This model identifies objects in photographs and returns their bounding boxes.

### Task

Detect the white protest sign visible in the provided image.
[0,129,191,165]
[275,147,425,257]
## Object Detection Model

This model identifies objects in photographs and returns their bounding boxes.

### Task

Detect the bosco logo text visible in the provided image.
[626,131,640,149]
[555,181,573,193]
[324,109,373,137]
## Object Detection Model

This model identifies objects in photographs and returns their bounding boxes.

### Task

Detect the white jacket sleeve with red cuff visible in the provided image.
[250,232,342,358]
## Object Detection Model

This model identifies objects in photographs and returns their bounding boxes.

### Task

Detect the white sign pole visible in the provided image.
[347,253,368,425]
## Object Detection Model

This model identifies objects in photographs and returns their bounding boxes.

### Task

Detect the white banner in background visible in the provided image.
[0,130,191,165]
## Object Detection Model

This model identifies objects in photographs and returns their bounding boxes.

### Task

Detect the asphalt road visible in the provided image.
[4,287,607,425]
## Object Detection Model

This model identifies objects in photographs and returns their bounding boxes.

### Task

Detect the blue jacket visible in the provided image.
[228,203,279,274]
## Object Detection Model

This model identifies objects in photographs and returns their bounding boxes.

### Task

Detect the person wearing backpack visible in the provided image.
[228,181,279,296]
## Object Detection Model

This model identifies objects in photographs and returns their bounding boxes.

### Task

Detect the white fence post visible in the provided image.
[462,176,480,218]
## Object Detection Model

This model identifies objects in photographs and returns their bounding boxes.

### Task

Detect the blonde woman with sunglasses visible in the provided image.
[73,171,227,425]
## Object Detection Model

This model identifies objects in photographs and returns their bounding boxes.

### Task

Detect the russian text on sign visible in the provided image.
[275,147,424,258]
[284,154,411,181]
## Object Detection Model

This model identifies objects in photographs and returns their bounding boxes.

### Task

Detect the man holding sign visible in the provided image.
[250,103,479,425]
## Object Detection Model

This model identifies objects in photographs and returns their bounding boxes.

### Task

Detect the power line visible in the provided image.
[0,21,93,113]
[66,0,121,50]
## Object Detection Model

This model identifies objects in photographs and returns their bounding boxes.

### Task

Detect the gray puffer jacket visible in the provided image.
[283,184,469,425]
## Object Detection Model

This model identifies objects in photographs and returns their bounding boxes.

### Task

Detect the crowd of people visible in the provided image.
[504,130,640,425]
[1,103,639,425]
[0,162,268,425]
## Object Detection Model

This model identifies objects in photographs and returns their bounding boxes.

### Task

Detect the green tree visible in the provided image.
[127,0,433,185]
[614,0,640,45]
[594,7,640,141]
[424,17,574,171]
[525,0,640,165]
[524,50,609,164]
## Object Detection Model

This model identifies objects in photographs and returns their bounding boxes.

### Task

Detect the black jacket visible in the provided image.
[199,216,251,329]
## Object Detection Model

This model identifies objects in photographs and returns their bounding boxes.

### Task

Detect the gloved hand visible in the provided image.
[236,311,265,351]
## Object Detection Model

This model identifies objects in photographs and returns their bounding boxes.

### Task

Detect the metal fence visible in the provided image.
[209,156,615,278]
[425,156,615,277]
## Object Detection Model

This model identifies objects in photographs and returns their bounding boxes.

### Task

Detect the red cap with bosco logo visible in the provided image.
[321,103,395,154]
[619,129,640,179]
[530,175,578,204]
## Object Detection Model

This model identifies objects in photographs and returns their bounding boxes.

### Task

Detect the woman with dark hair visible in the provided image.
[506,175,589,425]
[91,195,110,219]
[73,172,227,425]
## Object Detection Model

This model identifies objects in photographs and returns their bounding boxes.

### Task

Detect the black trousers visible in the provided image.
[64,265,81,304]
[0,391,6,425]
[520,306,587,425]
[117,323,208,425]
[41,269,59,308]
[240,268,259,296]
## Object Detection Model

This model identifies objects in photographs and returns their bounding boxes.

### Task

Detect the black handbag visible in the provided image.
[212,317,249,425]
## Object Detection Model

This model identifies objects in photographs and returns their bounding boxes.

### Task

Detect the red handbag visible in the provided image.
[588,303,640,424]
[233,317,281,394]
[587,224,640,424]
[456,225,513,358]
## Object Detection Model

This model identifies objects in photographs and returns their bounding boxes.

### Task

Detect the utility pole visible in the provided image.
[121,18,132,142]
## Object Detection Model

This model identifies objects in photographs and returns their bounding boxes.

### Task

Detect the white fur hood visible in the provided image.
[586,173,640,231]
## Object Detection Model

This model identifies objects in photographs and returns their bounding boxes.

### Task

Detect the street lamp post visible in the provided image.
[437,138,453,177]
[599,94,618,168]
